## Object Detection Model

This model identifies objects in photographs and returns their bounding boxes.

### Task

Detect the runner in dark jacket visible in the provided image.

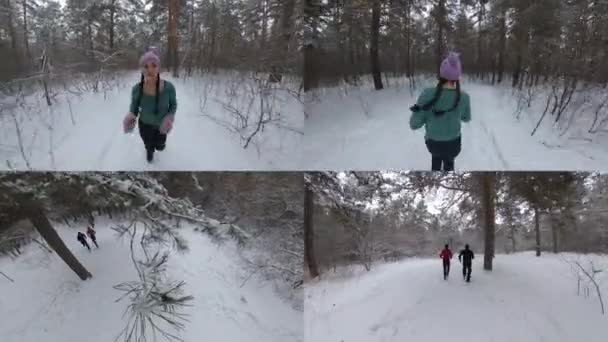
[439,244,453,280]
[458,244,474,282]
[77,232,91,251]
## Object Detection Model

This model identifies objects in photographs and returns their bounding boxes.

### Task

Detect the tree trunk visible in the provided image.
[303,44,317,92]
[109,0,116,50]
[534,206,541,257]
[361,217,374,271]
[370,0,384,90]
[491,58,496,85]
[270,0,295,83]
[477,2,485,80]
[497,8,507,84]
[346,2,357,84]
[22,0,31,63]
[512,54,522,88]
[260,0,268,52]
[510,225,517,253]
[7,0,17,50]
[41,50,52,106]
[334,3,346,82]
[481,172,496,271]
[526,71,534,88]
[304,184,319,278]
[303,0,320,92]
[168,0,179,77]
[405,0,412,78]
[551,214,559,253]
[27,208,92,280]
[436,0,446,79]
[186,7,195,75]
[7,0,21,74]
[208,18,217,69]
[87,19,94,65]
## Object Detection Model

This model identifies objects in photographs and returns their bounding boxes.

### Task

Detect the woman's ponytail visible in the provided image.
[421,78,462,117]
[135,73,144,115]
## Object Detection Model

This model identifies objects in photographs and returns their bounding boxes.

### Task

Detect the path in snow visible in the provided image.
[0,73,303,171]
[305,253,608,342]
[303,80,608,170]
[0,220,302,342]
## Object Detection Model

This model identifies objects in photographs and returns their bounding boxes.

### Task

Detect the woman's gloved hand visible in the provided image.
[123,113,137,133]
[159,115,174,135]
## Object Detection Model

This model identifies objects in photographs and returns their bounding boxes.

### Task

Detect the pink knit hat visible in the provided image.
[439,52,462,81]
[139,46,161,68]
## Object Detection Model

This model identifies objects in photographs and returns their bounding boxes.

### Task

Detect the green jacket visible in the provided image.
[129,80,177,127]
[409,87,471,142]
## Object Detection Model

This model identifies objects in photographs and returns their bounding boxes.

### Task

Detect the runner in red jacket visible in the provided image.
[86,226,99,248]
[440,244,453,280]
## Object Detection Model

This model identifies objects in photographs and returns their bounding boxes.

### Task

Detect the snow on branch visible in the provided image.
[574,260,605,315]
[113,221,194,342]
[2,172,254,248]
[200,72,303,150]
[562,254,605,315]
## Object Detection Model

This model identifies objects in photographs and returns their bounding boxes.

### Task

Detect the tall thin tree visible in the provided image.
[304,183,319,278]
[370,0,384,90]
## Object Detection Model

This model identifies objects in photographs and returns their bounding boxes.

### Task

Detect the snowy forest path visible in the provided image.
[0,74,303,171]
[303,82,608,170]
[305,254,608,342]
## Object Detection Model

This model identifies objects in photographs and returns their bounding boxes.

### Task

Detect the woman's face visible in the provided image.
[143,62,159,79]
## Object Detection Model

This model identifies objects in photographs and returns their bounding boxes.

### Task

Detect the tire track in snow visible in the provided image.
[97,136,115,169]
[467,85,510,170]
[477,118,509,169]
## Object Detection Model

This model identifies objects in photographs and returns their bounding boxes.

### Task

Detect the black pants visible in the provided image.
[425,136,462,171]
[90,237,99,248]
[443,260,450,279]
[462,262,472,282]
[139,120,167,153]
[79,239,90,251]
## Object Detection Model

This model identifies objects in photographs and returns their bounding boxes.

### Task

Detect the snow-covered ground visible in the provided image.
[0,71,303,171]
[0,220,302,342]
[305,252,608,342]
[304,77,608,170]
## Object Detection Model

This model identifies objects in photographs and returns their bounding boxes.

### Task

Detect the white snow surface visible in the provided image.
[305,252,608,342]
[0,72,303,171]
[0,220,302,342]
[304,77,608,170]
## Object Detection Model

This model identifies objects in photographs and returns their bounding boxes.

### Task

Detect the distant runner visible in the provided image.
[86,226,98,248]
[77,232,91,251]
[458,244,475,282]
[439,244,453,280]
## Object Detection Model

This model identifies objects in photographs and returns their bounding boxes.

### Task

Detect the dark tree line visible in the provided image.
[302,0,608,136]
[303,0,608,89]
[0,0,302,85]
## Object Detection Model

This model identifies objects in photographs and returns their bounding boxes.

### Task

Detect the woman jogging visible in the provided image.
[409,52,471,171]
[123,47,178,163]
